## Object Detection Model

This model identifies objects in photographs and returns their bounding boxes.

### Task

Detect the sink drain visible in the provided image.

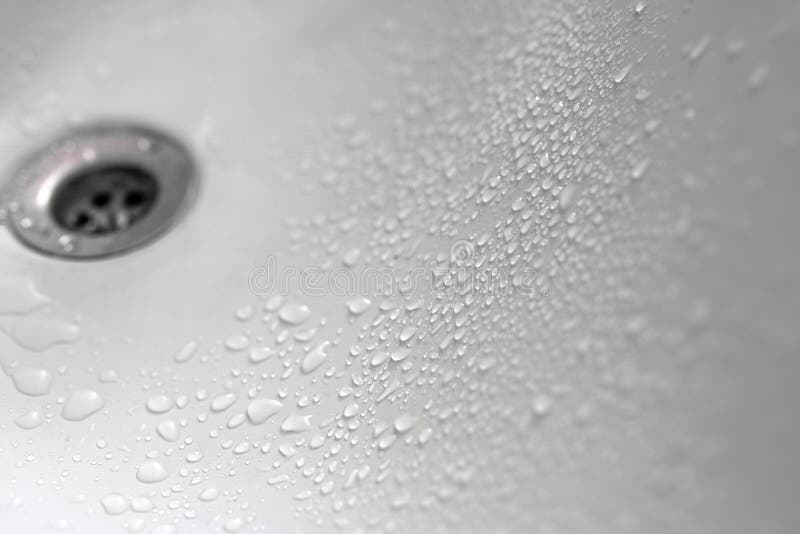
[51,164,159,235]
[3,122,197,259]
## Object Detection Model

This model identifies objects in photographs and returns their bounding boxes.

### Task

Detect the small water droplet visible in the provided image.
[301,341,330,374]
[248,346,275,364]
[100,493,128,515]
[210,392,238,412]
[130,496,153,513]
[223,517,244,532]
[346,296,372,316]
[198,486,219,501]
[394,414,417,433]
[224,334,249,351]
[173,341,198,363]
[613,63,633,84]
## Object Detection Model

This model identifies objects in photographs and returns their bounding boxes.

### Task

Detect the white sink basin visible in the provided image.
[1,1,798,533]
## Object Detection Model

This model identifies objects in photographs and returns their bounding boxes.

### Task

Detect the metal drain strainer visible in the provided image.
[3,122,197,259]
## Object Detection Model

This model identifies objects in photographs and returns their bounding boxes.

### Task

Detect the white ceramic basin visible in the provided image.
[1,1,799,533]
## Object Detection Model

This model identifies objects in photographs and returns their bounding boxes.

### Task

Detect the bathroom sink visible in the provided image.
[1,1,799,533]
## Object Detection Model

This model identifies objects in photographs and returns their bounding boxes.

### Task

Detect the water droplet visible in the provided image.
[156,420,180,442]
[98,369,118,383]
[294,490,312,501]
[399,325,417,343]
[264,295,284,312]
[390,348,411,362]
[280,414,312,433]
[631,158,651,180]
[146,395,172,414]
[11,315,80,351]
[15,409,43,429]
[301,341,330,374]
[613,63,633,84]
[11,366,52,396]
[559,183,578,210]
[343,403,359,418]
[224,334,249,351]
[342,248,361,267]
[130,496,153,513]
[198,487,219,501]
[748,63,769,92]
[136,460,169,483]
[248,346,275,364]
[100,493,128,515]
[533,394,553,417]
[246,398,283,424]
[278,303,311,325]
[346,296,372,316]
[62,389,104,421]
[173,341,198,363]
[235,304,254,321]
[377,433,397,450]
[688,35,712,63]
[394,414,417,433]
[0,278,49,314]
[418,428,433,445]
[49,519,70,531]
[210,392,238,412]
[223,517,244,532]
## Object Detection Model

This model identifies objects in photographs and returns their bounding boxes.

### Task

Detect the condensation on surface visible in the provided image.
[1,1,799,533]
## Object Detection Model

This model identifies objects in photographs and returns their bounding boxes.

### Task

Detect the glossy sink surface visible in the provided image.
[1,1,799,533]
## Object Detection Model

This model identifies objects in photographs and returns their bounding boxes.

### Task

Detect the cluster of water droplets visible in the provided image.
[2,0,788,532]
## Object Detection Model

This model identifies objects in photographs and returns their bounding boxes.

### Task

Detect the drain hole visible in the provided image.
[91,191,112,208]
[51,165,159,236]
[7,122,196,259]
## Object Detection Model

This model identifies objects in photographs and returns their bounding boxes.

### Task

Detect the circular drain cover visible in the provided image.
[3,122,197,259]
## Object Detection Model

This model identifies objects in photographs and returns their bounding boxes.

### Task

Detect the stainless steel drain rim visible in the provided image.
[3,122,197,259]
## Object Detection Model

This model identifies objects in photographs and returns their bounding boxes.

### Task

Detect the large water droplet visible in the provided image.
[280,414,313,433]
[15,409,43,429]
[0,278,49,314]
[11,315,80,351]
[11,366,53,396]
[136,460,169,483]
[61,389,104,421]
[301,341,330,374]
[246,398,283,424]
